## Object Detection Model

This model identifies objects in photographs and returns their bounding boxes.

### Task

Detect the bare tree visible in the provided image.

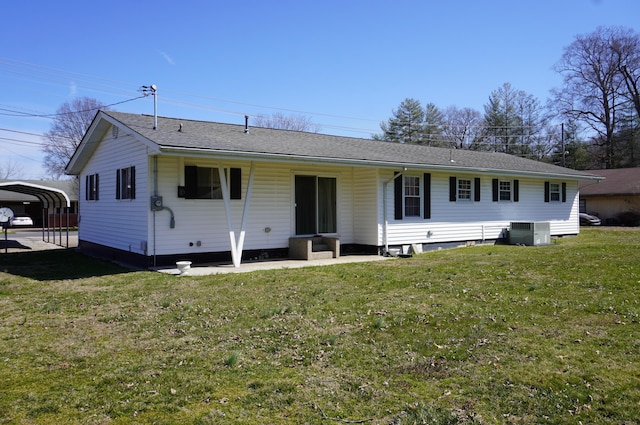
[552,27,638,168]
[252,112,322,133]
[42,97,107,178]
[610,28,640,120]
[442,106,483,149]
[0,159,22,179]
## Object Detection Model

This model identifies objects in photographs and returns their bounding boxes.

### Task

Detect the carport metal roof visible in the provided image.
[0,181,72,249]
[0,181,71,208]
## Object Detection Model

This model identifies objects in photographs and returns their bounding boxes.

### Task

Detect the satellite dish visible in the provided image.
[0,207,14,223]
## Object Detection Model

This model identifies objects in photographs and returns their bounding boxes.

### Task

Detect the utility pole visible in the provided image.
[140,85,158,129]
[561,123,566,167]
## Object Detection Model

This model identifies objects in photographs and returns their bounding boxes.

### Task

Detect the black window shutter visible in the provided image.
[562,182,566,202]
[474,177,481,202]
[544,181,550,202]
[184,166,198,199]
[85,175,89,200]
[230,168,241,199]
[95,174,99,200]
[449,176,457,202]
[423,173,431,219]
[394,172,403,220]
[513,179,519,202]
[492,179,499,202]
[131,167,136,199]
[116,170,121,199]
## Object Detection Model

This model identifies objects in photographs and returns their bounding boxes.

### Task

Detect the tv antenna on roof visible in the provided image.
[140,84,158,129]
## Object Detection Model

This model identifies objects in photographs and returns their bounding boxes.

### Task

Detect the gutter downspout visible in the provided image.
[382,168,406,256]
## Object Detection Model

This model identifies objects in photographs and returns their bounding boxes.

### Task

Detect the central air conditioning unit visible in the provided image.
[509,222,550,246]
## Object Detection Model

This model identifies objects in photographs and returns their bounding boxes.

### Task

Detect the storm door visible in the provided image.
[295,175,336,235]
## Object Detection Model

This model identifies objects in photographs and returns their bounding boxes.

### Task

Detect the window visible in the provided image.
[544,181,566,203]
[116,166,136,200]
[492,178,519,202]
[404,176,421,217]
[458,178,472,200]
[183,166,241,200]
[549,183,560,202]
[85,173,99,201]
[499,180,511,201]
[395,173,431,220]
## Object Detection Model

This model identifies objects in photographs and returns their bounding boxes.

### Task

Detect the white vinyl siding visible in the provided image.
[149,160,358,256]
[384,173,579,246]
[78,127,580,259]
[78,130,149,254]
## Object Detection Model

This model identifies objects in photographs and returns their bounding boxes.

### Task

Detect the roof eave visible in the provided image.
[158,146,600,180]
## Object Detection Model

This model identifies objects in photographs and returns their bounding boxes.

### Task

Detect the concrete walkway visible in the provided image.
[154,254,393,276]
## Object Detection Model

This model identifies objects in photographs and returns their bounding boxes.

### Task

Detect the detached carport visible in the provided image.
[0,181,72,248]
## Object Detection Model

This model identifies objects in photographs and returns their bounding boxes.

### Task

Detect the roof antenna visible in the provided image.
[244,115,249,134]
[140,84,158,129]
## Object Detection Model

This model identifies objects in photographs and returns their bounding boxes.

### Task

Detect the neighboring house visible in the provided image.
[0,179,78,227]
[65,111,601,268]
[579,168,640,225]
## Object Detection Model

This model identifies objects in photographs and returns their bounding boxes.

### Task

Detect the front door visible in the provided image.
[295,175,336,235]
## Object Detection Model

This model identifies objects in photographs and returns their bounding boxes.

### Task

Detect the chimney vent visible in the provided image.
[244,115,249,134]
[178,123,183,132]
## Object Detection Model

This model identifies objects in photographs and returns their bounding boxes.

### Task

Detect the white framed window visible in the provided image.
[549,183,560,202]
[395,172,430,220]
[499,180,512,201]
[458,178,472,200]
[404,176,421,217]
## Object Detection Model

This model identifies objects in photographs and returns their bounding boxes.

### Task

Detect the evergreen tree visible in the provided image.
[423,103,445,146]
[375,98,426,144]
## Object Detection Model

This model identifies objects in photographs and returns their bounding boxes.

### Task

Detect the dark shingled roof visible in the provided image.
[101,111,599,180]
[579,168,640,196]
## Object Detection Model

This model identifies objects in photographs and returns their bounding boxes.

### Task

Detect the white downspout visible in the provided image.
[382,169,406,255]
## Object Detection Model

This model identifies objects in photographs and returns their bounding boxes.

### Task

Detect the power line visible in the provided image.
[0,57,383,134]
[0,136,45,146]
[0,95,147,118]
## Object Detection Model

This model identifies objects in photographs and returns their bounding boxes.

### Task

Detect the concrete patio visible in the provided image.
[154,254,393,276]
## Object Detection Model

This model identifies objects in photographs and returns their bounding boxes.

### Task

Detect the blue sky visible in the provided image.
[1,0,639,179]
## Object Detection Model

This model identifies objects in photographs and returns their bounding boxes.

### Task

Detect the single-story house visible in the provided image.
[579,168,640,225]
[65,111,601,268]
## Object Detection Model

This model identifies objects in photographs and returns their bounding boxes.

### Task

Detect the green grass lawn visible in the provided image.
[1,228,639,424]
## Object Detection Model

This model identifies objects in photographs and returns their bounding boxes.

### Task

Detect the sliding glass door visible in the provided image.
[295,175,336,235]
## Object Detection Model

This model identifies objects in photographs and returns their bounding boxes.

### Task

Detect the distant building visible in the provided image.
[579,168,640,225]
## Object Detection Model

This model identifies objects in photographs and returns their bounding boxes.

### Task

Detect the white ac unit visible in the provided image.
[509,222,550,246]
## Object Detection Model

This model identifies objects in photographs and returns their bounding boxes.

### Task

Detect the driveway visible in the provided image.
[0,228,78,253]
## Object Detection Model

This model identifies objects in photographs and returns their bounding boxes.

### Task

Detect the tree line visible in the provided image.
[40,27,638,178]
[374,26,640,170]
